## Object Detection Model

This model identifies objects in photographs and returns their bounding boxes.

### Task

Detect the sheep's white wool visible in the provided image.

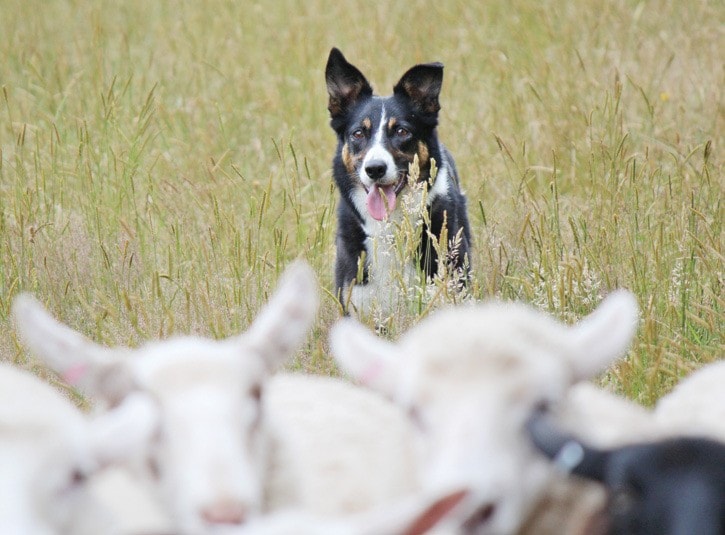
[12,261,320,535]
[655,360,725,442]
[522,364,725,534]
[0,363,159,535]
[557,382,662,447]
[331,290,639,534]
[518,383,661,535]
[263,373,419,515]
[13,262,435,533]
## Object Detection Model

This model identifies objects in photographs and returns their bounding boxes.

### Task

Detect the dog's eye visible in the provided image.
[395,127,410,138]
[350,129,364,140]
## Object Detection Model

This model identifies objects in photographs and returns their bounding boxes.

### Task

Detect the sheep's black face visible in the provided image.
[526,412,725,535]
[602,439,725,535]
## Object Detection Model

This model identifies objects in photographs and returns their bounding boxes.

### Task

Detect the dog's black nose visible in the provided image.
[365,160,388,180]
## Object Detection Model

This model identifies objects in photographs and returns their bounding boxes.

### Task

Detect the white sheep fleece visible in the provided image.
[557,381,662,447]
[0,363,158,535]
[331,290,640,535]
[11,261,319,534]
[654,359,725,441]
[522,365,725,535]
[518,382,663,535]
[263,373,419,515]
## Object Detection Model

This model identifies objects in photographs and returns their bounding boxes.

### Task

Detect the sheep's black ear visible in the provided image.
[525,409,609,482]
[325,48,373,120]
[393,62,444,115]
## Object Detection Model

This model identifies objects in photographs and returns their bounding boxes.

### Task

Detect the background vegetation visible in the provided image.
[1,0,722,404]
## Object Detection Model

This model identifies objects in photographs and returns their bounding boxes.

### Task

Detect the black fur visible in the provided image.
[527,410,725,535]
[325,48,471,309]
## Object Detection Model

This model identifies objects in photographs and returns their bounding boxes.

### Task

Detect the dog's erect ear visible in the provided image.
[325,48,373,120]
[394,62,444,115]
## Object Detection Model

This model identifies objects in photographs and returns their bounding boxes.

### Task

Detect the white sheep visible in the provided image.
[654,359,725,441]
[555,381,662,447]
[527,406,725,535]
[12,261,424,534]
[517,382,663,535]
[330,290,640,534]
[0,362,158,535]
[262,373,419,515]
[520,362,725,534]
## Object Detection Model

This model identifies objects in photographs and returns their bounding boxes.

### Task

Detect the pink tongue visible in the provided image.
[366,184,397,221]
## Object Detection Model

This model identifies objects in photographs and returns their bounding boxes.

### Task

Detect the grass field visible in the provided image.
[1,0,722,404]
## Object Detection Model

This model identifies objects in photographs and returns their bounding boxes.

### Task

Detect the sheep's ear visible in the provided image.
[11,294,135,405]
[567,290,639,381]
[526,409,608,482]
[88,392,160,466]
[330,318,402,397]
[245,261,319,371]
[325,47,373,121]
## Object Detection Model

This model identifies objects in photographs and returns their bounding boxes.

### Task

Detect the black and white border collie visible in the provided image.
[325,47,471,316]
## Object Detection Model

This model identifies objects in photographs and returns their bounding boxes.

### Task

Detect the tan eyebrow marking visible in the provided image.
[362,117,372,130]
[417,141,430,165]
[342,143,355,173]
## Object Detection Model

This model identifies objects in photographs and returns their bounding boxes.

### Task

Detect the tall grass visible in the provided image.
[1,0,721,403]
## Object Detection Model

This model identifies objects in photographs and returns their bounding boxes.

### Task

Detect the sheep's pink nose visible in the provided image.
[201,499,247,525]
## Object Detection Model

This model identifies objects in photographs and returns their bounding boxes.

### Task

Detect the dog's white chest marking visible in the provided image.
[348,165,451,319]
[350,220,417,320]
